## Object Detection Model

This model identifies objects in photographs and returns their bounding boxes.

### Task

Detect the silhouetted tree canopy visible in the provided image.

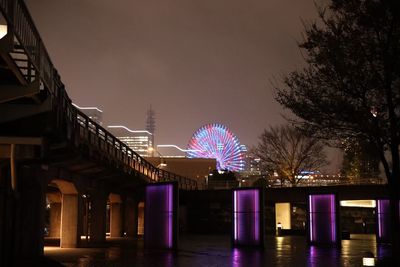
[275,0,400,260]
[253,125,327,186]
[341,137,380,178]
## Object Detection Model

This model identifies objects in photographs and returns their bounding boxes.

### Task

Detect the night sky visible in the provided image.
[26,0,339,170]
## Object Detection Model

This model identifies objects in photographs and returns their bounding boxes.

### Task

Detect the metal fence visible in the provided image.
[0,0,197,190]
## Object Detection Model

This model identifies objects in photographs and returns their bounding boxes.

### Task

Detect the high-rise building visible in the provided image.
[73,104,103,125]
[146,105,156,135]
[107,125,153,157]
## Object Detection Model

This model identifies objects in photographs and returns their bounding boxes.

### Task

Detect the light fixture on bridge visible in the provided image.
[0,25,7,39]
[158,161,167,168]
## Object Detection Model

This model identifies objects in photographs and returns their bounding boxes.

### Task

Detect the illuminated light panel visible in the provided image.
[72,103,103,113]
[187,123,246,171]
[144,183,177,249]
[232,188,263,247]
[0,25,7,39]
[363,257,375,266]
[376,199,391,243]
[308,194,338,245]
[340,200,376,208]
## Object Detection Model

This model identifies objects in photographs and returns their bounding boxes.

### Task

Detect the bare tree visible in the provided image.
[253,125,327,186]
[274,1,400,259]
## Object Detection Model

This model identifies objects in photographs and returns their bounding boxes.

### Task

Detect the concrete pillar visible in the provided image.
[60,194,78,248]
[90,190,107,244]
[49,202,61,238]
[137,202,145,235]
[0,166,13,267]
[13,166,46,264]
[124,198,138,238]
[110,203,122,237]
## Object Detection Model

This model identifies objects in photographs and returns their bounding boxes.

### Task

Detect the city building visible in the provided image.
[73,104,103,125]
[107,125,154,157]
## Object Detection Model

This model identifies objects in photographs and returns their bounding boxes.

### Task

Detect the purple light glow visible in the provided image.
[168,184,173,248]
[144,183,175,249]
[254,189,259,242]
[234,191,238,241]
[309,195,313,241]
[330,194,335,242]
[376,199,390,243]
[233,188,262,246]
[308,194,337,244]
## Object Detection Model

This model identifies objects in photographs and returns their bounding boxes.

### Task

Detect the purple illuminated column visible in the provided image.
[376,199,391,243]
[308,194,338,245]
[232,188,264,247]
[144,182,178,249]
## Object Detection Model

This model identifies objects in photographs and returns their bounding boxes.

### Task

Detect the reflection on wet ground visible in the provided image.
[44,234,391,267]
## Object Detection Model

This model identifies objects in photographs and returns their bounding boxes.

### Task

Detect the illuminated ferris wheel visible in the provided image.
[186,123,245,171]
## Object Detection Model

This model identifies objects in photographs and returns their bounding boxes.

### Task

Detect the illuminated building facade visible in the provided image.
[107,126,154,157]
[73,104,103,125]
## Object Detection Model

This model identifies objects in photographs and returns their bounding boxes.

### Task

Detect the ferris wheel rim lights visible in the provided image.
[186,123,245,171]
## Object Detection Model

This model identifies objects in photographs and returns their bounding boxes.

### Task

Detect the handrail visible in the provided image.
[0,0,55,90]
[0,0,197,190]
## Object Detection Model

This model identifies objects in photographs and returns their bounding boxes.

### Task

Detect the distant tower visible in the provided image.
[146,105,155,154]
[146,105,156,134]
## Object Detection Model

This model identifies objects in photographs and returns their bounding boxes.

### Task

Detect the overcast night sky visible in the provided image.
[25,0,339,169]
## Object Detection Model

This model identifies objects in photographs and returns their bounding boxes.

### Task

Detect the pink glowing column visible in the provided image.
[308,194,338,245]
[144,182,178,249]
[232,188,264,247]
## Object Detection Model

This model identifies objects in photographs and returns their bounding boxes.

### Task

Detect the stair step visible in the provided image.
[10,50,26,54]
[13,58,29,62]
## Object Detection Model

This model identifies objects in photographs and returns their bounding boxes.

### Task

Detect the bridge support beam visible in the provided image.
[124,197,139,238]
[51,179,79,248]
[49,202,61,238]
[0,166,13,267]
[13,166,46,265]
[109,194,122,238]
[60,194,78,248]
[89,188,107,245]
[46,191,62,238]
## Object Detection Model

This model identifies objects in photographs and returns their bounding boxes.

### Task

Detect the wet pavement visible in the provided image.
[44,234,391,267]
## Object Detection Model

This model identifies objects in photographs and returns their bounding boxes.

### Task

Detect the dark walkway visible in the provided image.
[44,234,391,267]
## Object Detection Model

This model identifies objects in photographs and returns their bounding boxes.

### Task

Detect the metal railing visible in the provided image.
[0,0,197,190]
